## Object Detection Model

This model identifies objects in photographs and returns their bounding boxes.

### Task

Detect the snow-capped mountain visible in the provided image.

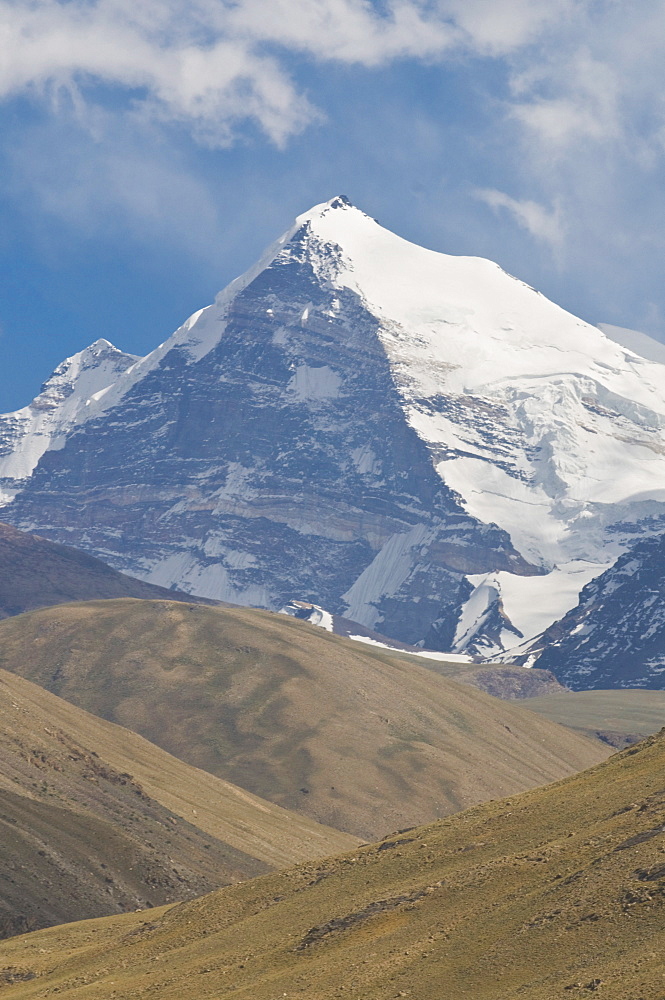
[2,196,665,661]
[518,533,665,689]
[0,339,140,504]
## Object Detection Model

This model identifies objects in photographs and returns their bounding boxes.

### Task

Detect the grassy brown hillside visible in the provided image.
[0,599,608,840]
[0,668,358,938]
[0,521,217,618]
[3,730,664,999]
[522,689,665,748]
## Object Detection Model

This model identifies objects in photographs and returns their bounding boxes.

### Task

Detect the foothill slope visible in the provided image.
[0,522,216,619]
[0,667,358,938]
[3,729,664,999]
[0,598,609,841]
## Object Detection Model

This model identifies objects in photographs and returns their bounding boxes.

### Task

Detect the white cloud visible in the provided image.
[225,0,460,65]
[2,0,665,344]
[1,1,663,168]
[0,0,316,146]
[507,5,665,161]
[510,47,621,152]
[475,189,565,251]
[0,0,593,147]
[469,2,665,312]
[439,0,577,55]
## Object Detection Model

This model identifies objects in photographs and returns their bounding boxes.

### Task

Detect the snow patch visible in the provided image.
[347,634,474,662]
[143,551,272,606]
[288,364,342,402]
[342,524,431,628]
[279,600,333,631]
[350,443,381,476]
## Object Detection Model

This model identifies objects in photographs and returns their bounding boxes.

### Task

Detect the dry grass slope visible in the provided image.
[3,730,664,999]
[0,668,358,937]
[0,599,609,840]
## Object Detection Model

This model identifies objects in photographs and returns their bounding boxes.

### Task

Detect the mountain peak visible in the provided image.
[4,201,665,673]
[328,194,353,209]
[0,338,141,496]
[85,338,124,355]
[37,340,137,396]
[294,194,371,232]
[310,194,354,214]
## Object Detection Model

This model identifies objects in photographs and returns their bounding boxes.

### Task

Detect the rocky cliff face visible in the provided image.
[3,197,665,656]
[518,533,665,689]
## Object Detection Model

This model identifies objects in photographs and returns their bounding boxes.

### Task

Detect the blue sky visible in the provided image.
[2,0,665,410]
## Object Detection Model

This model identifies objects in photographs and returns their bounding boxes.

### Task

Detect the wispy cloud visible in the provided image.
[224,0,459,65]
[2,2,664,185]
[509,47,621,156]
[441,0,577,55]
[474,189,565,252]
[0,0,315,146]
[506,5,665,161]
